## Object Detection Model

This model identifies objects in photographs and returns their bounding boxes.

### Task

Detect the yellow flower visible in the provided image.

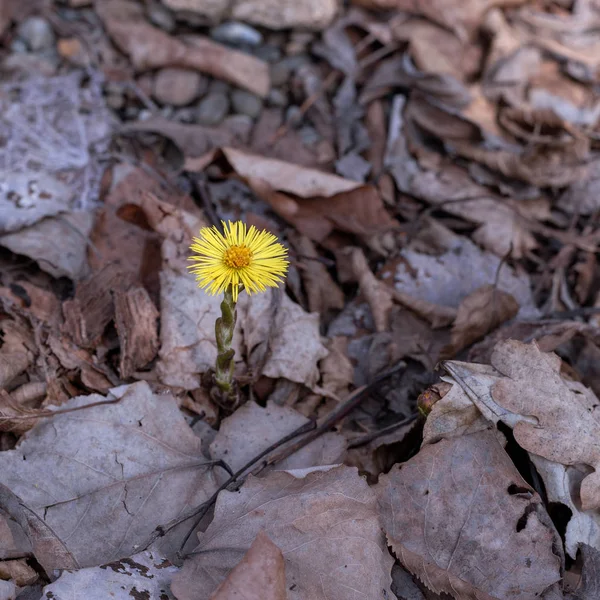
[188,220,289,301]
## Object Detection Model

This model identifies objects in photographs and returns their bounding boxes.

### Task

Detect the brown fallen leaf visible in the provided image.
[97,1,269,97]
[376,430,562,599]
[209,531,286,600]
[0,381,221,572]
[346,246,393,332]
[320,336,354,399]
[443,340,600,555]
[171,466,393,600]
[231,0,337,30]
[443,284,519,356]
[187,147,360,198]
[114,286,159,379]
[289,233,344,314]
[0,390,42,435]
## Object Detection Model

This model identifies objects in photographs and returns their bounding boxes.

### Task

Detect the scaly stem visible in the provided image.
[214,285,237,399]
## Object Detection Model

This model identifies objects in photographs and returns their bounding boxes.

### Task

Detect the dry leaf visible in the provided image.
[0,212,93,280]
[320,336,354,399]
[376,430,562,599]
[289,233,344,314]
[443,340,600,557]
[389,230,539,320]
[238,288,329,390]
[0,381,220,572]
[41,551,179,600]
[209,401,346,473]
[209,531,286,600]
[0,390,41,435]
[0,172,72,235]
[171,466,393,600]
[97,1,269,97]
[188,147,360,198]
[444,284,519,355]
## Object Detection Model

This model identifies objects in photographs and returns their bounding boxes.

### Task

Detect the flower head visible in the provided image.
[188,220,288,301]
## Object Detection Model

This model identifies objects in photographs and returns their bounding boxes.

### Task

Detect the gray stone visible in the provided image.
[253,44,281,63]
[196,92,230,126]
[153,68,205,106]
[231,89,263,119]
[285,105,303,128]
[17,17,55,52]
[270,55,310,86]
[267,88,287,107]
[146,2,176,32]
[299,125,320,146]
[210,21,263,46]
[9,39,28,53]
[207,79,230,94]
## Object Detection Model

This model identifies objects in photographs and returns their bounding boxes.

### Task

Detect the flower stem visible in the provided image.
[214,285,237,400]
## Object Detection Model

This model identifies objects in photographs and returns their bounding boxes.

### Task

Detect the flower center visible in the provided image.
[224,245,252,268]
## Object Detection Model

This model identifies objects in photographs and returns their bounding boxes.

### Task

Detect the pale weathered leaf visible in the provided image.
[443,340,600,557]
[209,401,346,472]
[0,212,93,280]
[376,430,562,599]
[41,551,179,600]
[0,382,220,572]
[171,466,393,600]
[209,531,286,600]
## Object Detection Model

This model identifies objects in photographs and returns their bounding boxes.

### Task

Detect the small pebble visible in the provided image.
[252,44,281,63]
[231,89,263,119]
[267,88,287,107]
[196,92,230,126]
[270,55,310,86]
[9,39,28,54]
[153,68,205,106]
[17,16,56,52]
[285,105,303,128]
[300,126,321,146]
[147,1,176,32]
[210,21,263,47]
[207,79,230,94]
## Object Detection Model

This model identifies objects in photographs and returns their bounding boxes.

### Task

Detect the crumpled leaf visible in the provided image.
[443,340,600,556]
[41,551,179,600]
[0,381,220,572]
[376,430,562,599]
[0,320,34,389]
[443,284,519,355]
[171,466,393,600]
[390,230,539,320]
[238,288,329,390]
[188,147,360,198]
[209,531,286,600]
[97,0,269,97]
[0,172,72,235]
[0,212,93,280]
[209,400,346,473]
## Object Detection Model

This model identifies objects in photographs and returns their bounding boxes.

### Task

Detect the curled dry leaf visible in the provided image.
[443,284,519,356]
[0,390,42,435]
[171,466,393,600]
[238,288,329,390]
[96,1,269,97]
[443,340,600,556]
[41,551,179,600]
[346,246,393,332]
[376,430,562,600]
[0,212,93,280]
[0,381,220,572]
[289,233,345,314]
[209,400,346,473]
[0,320,34,389]
[209,531,286,600]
